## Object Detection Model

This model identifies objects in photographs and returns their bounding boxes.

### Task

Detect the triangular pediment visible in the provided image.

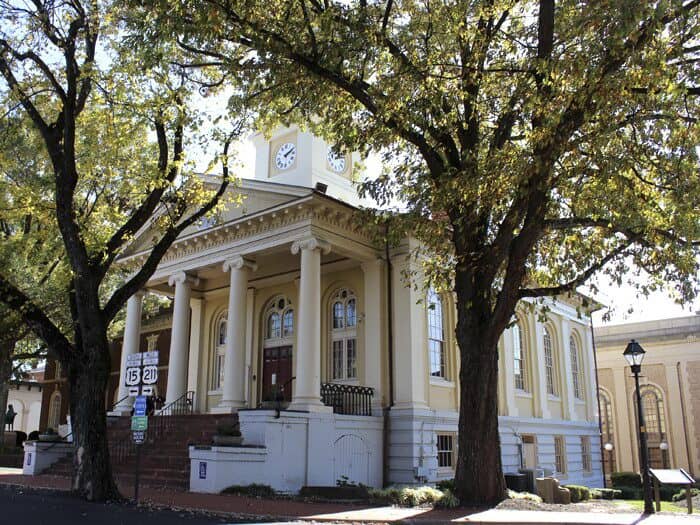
[120,178,314,258]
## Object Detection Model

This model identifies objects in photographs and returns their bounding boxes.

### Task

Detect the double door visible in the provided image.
[262,346,293,401]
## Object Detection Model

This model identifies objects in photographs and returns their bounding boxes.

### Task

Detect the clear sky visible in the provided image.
[230,134,699,329]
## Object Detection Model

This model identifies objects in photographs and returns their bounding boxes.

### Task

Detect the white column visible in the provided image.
[217,256,257,411]
[289,236,331,412]
[532,318,551,419]
[186,297,205,412]
[583,323,598,421]
[114,291,145,414]
[361,258,384,411]
[502,326,517,416]
[166,272,198,404]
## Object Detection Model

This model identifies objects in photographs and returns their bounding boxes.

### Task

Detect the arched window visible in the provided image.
[48,391,62,430]
[211,315,227,390]
[513,321,528,392]
[569,334,584,399]
[599,389,617,474]
[543,327,557,396]
[427,288,446,378]
[640,386,666,436]
[330,288,357,380]
[265,296,294,344]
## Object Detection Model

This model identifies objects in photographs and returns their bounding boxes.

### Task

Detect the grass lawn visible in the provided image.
[615,499,698,514]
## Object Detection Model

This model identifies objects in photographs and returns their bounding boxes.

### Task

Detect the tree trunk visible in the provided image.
[453,268,508,506]
[68,324,121,501]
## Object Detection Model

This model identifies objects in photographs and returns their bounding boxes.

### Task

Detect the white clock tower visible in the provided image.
[251,126,363,206]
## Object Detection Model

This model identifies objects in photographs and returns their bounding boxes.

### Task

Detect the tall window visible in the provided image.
[330,288,357,380]
[543,327,557,396]
[211,316,227,390]
[570,334,584,399]
[513,322,528,391]
[48,391,62,430]
[581,436,592,473]
[638,385,668,468]
[427,288,446,378]
[599,389,617,473]
[554,435,567,474]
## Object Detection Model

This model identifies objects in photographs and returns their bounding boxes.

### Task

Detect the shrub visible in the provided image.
[563,485,590,503]
[591,488,621,500]
[611,472,641,488]
[672,488,700,502]
[616,486,643,500]
[221,484,275,498]
[436,479,455,492]
[506,489,543,503]
[434,489,460,508]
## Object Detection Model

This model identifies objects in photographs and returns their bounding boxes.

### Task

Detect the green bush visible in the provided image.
[368,486,456,507]
[591,488,621,500]
[221,484,275,498]
[611,472,641,488]
[615,484,676,501]
[672,488,700,502]
[563,485,591,503]
[436,479,455,492]
[506,489,543,503]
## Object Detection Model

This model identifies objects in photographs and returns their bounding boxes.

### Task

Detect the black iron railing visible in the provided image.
[320,383,373,416]
[110,391,194,465]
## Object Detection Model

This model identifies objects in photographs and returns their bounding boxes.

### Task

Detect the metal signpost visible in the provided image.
[126,351,158,503]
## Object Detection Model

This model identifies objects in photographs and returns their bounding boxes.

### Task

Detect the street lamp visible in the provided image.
[624,339,654,514]
[660,441,669,468]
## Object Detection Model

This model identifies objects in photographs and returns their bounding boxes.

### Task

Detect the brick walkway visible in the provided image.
[2,469,699,524]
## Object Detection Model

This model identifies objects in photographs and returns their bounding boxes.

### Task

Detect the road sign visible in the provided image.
[143,351,159,366]
[126,353,142,366]
[133,396,147,417]
[128,386,140,396]
[132,430,146,444]
[142,365,158,385]
[131,415,148,431]
[141,385,154,396]
[125,366,141,386]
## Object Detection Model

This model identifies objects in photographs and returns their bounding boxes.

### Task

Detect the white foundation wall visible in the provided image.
[190,410,383,494]
[387,408,604,489]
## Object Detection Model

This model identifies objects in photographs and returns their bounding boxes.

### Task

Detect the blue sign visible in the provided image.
[199,461,207,479]
[134,395,147,417]
[26,452,32,466]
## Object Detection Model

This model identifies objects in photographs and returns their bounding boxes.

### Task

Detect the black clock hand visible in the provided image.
[284,148,294,158]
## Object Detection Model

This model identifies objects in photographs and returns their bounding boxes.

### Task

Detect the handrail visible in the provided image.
[43,432,73,452]
[108,395,131,413]
[321,383,374,416]
[156,390,194,416]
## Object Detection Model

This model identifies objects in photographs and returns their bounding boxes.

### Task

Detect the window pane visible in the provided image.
[218,320,227,345]
[333,340,344,379]
[283,309,294,337]
[570,335,582,399]
[514,323,526,391]
[267,312,281,339]
[554,436,566,474]
[346,338,357,379]
[544,328,556,395]
[437,434,454,468]
[346,299,356,327]
[333,302,345,329]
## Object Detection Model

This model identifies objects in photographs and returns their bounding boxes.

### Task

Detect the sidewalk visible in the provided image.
[1,469,698,524]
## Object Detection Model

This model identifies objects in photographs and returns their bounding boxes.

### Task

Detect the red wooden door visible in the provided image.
[262,346,293,401]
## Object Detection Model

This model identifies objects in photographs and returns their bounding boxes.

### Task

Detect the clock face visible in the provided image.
[327,147,347,174]
[275,142,297,170]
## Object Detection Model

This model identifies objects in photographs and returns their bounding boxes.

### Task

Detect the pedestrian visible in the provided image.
[5,404,17,431]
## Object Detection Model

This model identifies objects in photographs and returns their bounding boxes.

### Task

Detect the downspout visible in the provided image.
[676,361,694,476]
[383,223,395,487]
[590,316,606,487]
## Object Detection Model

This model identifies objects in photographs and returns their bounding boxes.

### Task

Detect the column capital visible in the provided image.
[223,256,258,273]
[291,236,331,255]
[131,290,147,300]
[360,258,385,273]
[168,271,200,287]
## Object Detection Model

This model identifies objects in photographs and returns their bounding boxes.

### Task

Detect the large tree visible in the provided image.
[140,0,700,504]
[0,0,243,500]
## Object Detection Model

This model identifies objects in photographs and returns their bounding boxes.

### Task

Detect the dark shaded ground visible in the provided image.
[0,484,237,525]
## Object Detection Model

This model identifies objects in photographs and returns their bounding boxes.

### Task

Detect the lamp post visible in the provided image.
[624,339,654,515]
[604,442,614,487]
[660,441,669,468]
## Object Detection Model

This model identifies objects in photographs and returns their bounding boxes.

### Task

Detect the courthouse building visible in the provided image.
[44,127,604,491]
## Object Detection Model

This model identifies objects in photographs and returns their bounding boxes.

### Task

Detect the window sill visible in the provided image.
[329,379,360,385]
[548,395,561,401]
[515,390,533,398]
[574,399,586,405]
[430,377,455,388]
[207,389,222,396]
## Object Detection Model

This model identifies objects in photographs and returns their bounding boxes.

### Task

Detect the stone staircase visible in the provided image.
[46,413,235,490]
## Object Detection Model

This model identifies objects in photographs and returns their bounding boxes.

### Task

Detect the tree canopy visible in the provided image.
[136,0,700,504]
